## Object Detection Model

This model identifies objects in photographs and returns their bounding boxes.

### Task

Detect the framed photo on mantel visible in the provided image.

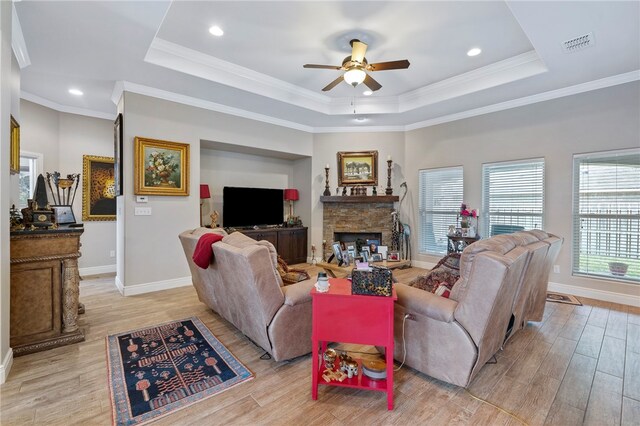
[337,150,378,186]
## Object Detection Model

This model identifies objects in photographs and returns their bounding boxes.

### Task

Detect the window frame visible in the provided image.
[572,148,640,284]
[481,157,545,238]
[418,166,464,256]
[17,150,44,209]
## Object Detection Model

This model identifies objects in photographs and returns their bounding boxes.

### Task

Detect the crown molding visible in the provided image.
[20,91,115,120]
[11,3,30,68]
[145,38,332,114]
[405,70,640,131]
[118,81,314,133]
[312,125,405,134]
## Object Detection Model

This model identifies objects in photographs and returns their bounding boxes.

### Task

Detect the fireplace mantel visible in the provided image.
[320,195,399,203]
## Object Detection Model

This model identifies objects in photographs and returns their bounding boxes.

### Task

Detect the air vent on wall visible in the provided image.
[562,32,595,53]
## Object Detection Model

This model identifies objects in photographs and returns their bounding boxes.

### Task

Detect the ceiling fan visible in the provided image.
[303,39,410,92]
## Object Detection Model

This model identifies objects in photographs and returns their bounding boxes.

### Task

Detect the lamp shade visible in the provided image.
[284,188,299,201]
[343,68,366,87]
[200,184,211,199]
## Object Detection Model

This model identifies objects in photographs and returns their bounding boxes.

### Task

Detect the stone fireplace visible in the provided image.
[321,195,399,254]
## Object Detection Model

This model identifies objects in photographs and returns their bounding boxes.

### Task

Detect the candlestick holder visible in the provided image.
[323,167,331,196]
[322,240,327,262]
[385,159,393,195]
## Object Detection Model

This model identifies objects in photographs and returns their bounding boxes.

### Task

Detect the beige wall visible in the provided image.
[405,81,640,299]
[119,92,313,290]
[0,0,13,381]
[18,100,116,273]
[310,132,406,258]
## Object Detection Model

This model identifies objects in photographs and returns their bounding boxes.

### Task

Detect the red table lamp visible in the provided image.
[200,184,211,227]
[284,188,299,222]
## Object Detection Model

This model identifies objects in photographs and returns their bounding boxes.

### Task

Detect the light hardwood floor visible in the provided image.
[1,266,638,425]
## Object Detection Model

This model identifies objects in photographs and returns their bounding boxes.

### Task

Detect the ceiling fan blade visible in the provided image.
[368,59,410,71]
[322,75,345,91]
[363,74,382,92]
[303,64,342,70]
[351,41,368,64]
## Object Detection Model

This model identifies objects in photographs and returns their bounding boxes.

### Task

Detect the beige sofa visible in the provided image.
[179,228,315,361]
[394,230,562,387]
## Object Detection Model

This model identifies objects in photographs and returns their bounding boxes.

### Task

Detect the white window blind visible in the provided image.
[482,158,545,237]
[419,166,463,255]
[573,149,640,283]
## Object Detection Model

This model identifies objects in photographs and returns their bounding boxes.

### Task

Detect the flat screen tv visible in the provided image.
[223,186,284,228]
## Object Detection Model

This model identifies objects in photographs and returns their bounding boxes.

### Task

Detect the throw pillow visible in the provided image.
[276,255,310,286]
[408,253,460,295]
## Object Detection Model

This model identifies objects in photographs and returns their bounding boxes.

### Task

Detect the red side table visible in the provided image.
[311,278,397,410]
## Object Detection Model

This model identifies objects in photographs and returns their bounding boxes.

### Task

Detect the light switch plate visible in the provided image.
[135,207,152,216]
[136,196,148,203]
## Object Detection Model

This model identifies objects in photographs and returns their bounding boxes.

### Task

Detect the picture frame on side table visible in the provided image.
[331,242,344,266]
[134,136,190,196]
[52,205,76,224]
[113,113,123,196]
[337,150,378,186]
[388,251,400,262]
[377,245,388,260]
[10,115,20,174]
[82,155,116,221]
[371,253,383,262]
[366,239,380,253]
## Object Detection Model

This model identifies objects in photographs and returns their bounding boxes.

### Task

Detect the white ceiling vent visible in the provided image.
[562,32,595,53]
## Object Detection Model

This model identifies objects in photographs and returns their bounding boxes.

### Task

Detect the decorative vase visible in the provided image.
[158,170,171,186]
[460,216,470,228]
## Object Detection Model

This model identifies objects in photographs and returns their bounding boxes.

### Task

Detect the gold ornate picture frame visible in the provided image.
[10,115,20,174]
[134,137,190,196]
[82,155,116,221]
[337,150,378,186]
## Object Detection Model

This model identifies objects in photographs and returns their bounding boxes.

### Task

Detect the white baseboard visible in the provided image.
[118,276,192,296]
[549,281,640,307]
[0,348,14,384]
[79,264,116,277]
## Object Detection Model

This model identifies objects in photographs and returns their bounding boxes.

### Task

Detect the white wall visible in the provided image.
[119,92,313,292]
[405,81,640,301]
[19,100,116,273]
[0,0,13,383]
[310,132,406,258]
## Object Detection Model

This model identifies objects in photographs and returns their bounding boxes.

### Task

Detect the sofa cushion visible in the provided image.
[408,253,460,294]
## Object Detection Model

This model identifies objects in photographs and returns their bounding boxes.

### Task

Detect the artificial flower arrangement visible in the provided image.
[459,203,477,227]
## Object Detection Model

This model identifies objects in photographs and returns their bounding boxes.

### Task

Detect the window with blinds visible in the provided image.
[481,158,545,237]
[573,149,640,283]
[419,166,463,255]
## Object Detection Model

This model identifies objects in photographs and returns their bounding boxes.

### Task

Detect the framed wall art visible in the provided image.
[337,150,378,186]
[134,137,190,196]
[10,115,20,174]
[82,155,116,221]
[113,113,123,196]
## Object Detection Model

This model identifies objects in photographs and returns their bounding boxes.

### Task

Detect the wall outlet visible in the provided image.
[134,207,152,216]
[109,250,115,258]
[553,265,560,274]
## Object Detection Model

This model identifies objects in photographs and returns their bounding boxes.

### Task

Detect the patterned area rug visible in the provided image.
[546,292,582,306]
[107,317,253,426]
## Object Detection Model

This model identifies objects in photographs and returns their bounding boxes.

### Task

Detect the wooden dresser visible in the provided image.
[237,227,308,264]
[10,226,85,356]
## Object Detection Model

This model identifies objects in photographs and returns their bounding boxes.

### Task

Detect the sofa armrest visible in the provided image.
[395,283,458,323]
[282,279,315,306]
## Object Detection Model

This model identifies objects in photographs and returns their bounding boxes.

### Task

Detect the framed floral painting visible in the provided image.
[134,137,190,196]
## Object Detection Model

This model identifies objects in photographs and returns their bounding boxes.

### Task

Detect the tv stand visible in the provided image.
[236,226,307,265]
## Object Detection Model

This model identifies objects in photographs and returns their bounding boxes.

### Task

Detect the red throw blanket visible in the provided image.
[192,233,224,269]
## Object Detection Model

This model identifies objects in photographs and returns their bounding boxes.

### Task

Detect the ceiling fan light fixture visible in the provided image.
[343,68,366,87]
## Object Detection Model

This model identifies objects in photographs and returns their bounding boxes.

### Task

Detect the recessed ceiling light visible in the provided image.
[355,116,367,122]
[467,47,482,57]
[362,90,373,96]
[68,88,83,96]
[209,26,224,37]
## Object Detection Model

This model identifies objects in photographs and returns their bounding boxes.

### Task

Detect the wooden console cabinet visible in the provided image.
[238,227,308,264]
[10,226,85,356]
